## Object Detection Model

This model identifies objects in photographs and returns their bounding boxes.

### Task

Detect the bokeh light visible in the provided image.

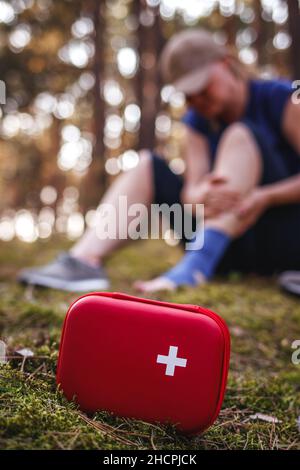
[9,24,32,51]
[117,47,139,78]
[15,210,38,243]
[118,150,140,171]
[0,1,15,24]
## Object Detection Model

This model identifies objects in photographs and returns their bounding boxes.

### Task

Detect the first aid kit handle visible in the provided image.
[94,291,201,314]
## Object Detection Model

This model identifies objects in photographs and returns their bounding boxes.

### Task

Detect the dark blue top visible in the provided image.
[181,79,300,178]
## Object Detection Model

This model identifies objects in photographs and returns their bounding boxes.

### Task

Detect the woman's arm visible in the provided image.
[180,127,210,205]
[260,99,300,207]
[236,172,300,235]
[260,174,300,207]
[236,99,300,230]
[180,126,241,217]
[283,99,300,154]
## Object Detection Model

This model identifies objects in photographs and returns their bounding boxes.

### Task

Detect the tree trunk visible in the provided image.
[253,0,269,67]
[82,0,106,209]
[136,1,165,150]
[287,0,300,79]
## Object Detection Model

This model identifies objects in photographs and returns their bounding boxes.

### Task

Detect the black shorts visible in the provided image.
[151,142,300,275]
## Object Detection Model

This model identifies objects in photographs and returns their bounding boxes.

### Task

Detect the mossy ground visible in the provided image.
[0,237,300,450]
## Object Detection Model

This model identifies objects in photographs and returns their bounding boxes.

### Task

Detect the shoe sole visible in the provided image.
[278,271,300,296]
[18,274,110,292]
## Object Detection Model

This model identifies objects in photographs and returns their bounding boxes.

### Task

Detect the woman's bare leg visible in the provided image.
[70,149,154,266]
[135,123,263,292]
[204,122,262,234]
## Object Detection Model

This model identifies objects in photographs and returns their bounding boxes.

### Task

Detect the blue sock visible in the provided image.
[162,228,231,286]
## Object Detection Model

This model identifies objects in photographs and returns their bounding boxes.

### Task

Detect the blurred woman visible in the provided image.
[18,29,300,293]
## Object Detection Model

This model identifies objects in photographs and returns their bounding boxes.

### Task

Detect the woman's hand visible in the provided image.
[191,174,241,218]
[234,188,271,235]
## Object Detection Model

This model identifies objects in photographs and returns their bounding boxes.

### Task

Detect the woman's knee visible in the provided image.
[113,148,154,197]
[137,148,153,170]
[220,122,258,147]
[123,148,154,185]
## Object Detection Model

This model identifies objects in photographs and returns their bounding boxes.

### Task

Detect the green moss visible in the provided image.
[0,237,300,449]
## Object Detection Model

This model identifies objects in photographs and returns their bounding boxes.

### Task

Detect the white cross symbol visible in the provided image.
[156,345,187,376]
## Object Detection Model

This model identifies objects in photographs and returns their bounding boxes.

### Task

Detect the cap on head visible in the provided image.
[159,29,228,95]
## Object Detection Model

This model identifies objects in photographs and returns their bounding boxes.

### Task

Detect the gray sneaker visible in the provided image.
[17,252,110,292]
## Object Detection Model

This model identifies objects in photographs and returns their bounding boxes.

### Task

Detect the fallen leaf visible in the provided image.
[15,348,34,358]
[250,413,281,424]
[230,326,246,338]
[0,340,7,364]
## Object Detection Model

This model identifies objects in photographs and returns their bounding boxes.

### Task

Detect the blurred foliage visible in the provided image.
[0,0,299,241]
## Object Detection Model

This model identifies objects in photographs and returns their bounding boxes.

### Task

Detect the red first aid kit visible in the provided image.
[57,292,230,434]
